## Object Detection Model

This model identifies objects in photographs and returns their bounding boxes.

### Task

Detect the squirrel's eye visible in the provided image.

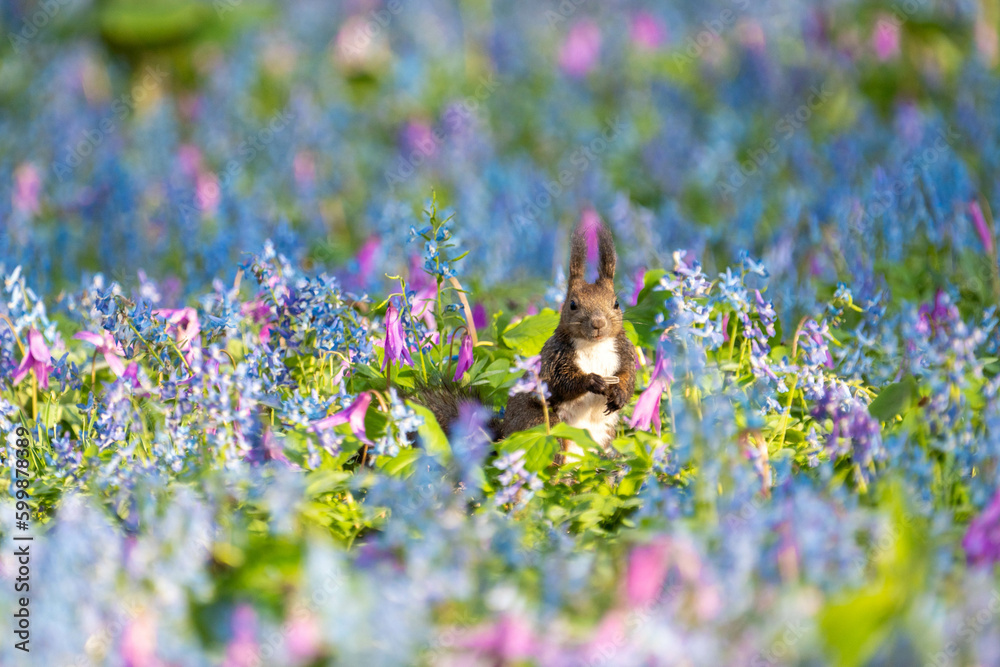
[614,299,620,309]
[569,300,577,311]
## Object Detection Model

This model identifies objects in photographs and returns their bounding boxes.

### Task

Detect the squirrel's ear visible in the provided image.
[597,223,616,284]
[568,229,587,287]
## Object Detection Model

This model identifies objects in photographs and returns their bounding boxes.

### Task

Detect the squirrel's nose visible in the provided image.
[591,316,607,331]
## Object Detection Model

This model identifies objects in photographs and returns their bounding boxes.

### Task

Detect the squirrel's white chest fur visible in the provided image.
[557,337,619,453]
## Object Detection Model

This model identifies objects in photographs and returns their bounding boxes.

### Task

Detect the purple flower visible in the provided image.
[472,302,488,330]
[631,268,646,306]
[580,207,601,266]
[629,352,672,434]
[13,329,53,389]
[74,330,126,377]
[314,391,372,444]
[12,162,41,216]
[970,200,995,255]
[355,235,381,284]
[559,20,601,78]
[382,301,414,369]
[510,355,549,399]
[963,488,1000,567]
[453,333,474,381]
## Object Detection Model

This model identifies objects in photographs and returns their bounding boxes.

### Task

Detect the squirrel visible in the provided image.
[415,220,636,456]
[500,221,636,455]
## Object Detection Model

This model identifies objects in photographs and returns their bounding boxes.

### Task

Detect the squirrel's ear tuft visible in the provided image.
[568,229,587,286]
[597,223,616,284]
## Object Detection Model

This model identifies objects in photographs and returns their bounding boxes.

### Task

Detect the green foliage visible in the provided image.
[500,309,560,356]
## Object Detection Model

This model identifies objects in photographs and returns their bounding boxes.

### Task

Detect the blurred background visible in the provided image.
[1,0,998,315]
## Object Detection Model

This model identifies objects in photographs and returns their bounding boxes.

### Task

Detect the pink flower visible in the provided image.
[382,301,414,369]
[630,12,666,51]
[241,299,273,344]
[872,15,900,61]
[286,615,322,662]
[410,286,438,330]
[196,172,220,215]
[629,378,664,434]
[629,352,672,435]
[559,20,601,77]
[354,235,381,285]
[624,538,670,607]
[293,150,316,188]
[13,329,53,389]
[74,330,126,377]
[176,144,203,180]
[314,392,372,444]
[402,119,437,157]
[453,334,474,381]
[222,605,258,667]
[154,307,201,359]
[970,200,995,255]
[580,207,601,267]
[12,163,41,216]
[461,614,538,661]
[120,611,158,667]
[963,488,1000,567]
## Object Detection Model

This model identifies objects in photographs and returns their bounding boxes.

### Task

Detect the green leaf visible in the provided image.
[378,448,423,477]
[622,320,639,346]
[868,376,918,422]
[549,423,601,454]
[819,585,901,667]
[100,0,212,48]
[501,309,559,356]
[408,402,451,461]
[625,269,668,347]
[304,470,351,496]
[498,427,559,475]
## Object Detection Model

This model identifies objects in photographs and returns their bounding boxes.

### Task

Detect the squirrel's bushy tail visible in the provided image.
[413,383,504,442]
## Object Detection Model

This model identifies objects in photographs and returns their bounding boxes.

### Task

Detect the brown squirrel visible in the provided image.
[501,221,635,453]
[417,220,636,455]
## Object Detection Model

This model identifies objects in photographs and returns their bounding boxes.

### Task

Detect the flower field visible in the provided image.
[3,0,1000,665]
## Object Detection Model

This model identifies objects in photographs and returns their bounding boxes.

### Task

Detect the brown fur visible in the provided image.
[500,221,636,445]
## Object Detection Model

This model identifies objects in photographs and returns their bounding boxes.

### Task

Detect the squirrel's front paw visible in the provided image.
[604,386,628,414]
[585,373,607,395]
